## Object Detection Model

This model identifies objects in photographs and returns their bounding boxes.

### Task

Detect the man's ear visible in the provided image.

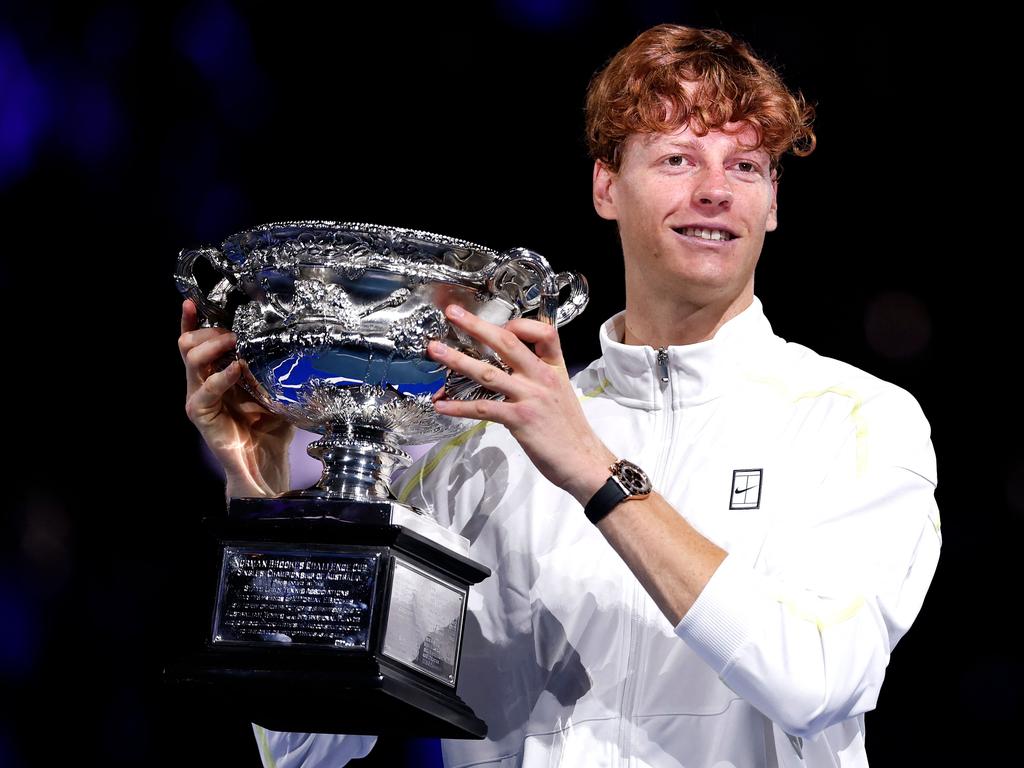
[766,173,779,232]
[593,159,618,221]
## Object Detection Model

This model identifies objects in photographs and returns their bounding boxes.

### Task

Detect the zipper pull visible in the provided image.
[656,347,669,383]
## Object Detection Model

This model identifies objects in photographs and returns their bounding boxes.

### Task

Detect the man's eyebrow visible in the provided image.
[655,138,765,156]
[663,139,706,151]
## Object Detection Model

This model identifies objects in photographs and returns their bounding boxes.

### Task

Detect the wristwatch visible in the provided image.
[583,458,653,524]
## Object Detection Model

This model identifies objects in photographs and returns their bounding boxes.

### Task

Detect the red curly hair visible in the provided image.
[584,24,816,178]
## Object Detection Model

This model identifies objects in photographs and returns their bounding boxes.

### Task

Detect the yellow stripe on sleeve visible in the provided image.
[396,421,491,504]
[791,386,867,477]
[744,374,867,477]
[772,591,867,632]
[253,724,278,768]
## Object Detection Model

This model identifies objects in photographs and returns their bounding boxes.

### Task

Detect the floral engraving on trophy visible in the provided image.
[176,221,589,498]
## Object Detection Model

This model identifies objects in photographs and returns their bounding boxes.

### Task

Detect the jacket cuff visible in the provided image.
[673,552,766,675]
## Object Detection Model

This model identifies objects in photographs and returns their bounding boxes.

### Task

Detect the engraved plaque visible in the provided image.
[213,546,380,648]
[382,557,466,686]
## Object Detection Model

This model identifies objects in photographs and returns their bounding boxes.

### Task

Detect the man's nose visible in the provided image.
[691,167,733,208]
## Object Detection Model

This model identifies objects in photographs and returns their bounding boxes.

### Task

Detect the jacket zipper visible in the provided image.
[619,346,673,765]
[652,346,674,487]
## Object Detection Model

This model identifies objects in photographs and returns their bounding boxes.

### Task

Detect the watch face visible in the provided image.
[614,459,652,496]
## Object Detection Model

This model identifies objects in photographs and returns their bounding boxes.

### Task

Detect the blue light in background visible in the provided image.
[194,180,247,242]
[0,571,38,678]
[84,5,141,68]
[175,0,253,81]
[0,29,52,189]
[495,0,589,31]
[0,14,128,187]
[173,0,268,134]
[62,74,123,167]
[0,724,25,768]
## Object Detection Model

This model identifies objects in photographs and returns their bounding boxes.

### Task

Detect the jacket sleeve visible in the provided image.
[674,385,942,740]
[252,725,377,767]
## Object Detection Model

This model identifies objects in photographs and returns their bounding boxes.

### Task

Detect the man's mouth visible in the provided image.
[672,226,738,242]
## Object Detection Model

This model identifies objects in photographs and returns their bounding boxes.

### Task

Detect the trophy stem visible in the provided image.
[293,425,412,502]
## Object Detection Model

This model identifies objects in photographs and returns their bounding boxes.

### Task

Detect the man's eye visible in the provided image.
[667,155,686,166]
[736,161,759,173]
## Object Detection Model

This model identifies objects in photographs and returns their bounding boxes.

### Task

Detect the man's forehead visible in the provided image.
[636,121,764,153]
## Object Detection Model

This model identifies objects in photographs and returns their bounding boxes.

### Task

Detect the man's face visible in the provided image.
[592,119,778,308]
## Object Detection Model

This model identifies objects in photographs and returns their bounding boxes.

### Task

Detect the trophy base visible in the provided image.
[228,494,473,557]
[164,647,486,738]
[163,495,490,739]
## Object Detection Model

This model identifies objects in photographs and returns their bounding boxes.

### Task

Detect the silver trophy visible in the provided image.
[166,221,588,738]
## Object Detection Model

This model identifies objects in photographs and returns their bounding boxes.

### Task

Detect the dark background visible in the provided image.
[1,2,1010,766]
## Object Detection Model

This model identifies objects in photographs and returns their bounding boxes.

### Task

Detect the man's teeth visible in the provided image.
[678,227,734,241]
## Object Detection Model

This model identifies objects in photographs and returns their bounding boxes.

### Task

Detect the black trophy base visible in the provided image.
[164,495,490,740]
[165,646,487,738]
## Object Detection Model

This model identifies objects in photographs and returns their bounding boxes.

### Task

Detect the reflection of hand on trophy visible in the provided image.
[178,297,295,499]
[165,221,588,738]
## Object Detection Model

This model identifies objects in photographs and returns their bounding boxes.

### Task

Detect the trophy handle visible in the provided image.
[492,248,590,328]
[531,267,589,328]
[174,247,236,328]
[549,271,589,328]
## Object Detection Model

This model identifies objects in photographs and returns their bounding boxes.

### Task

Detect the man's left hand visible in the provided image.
[427,304,615,505]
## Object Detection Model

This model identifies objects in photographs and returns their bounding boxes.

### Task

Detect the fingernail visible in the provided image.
[430,340,447,356]
[447,304,464,318]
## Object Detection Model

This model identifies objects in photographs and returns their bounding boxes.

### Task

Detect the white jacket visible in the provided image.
[254,295,941,767]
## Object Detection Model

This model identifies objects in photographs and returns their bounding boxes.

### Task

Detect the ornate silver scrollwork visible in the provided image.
[175,221,589,501]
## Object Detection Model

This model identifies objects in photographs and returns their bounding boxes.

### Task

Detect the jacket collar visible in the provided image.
[596,295,781,407]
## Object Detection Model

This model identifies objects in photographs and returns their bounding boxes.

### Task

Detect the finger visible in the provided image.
[442,305,543,374]
[182,329,235,370]
[432,393,509,425]
[181,299,196,336]
[186,361,243,421]
[427,340,524,398]
[503,318,564,366]
[179,326,233,363]
[184,334,238,389]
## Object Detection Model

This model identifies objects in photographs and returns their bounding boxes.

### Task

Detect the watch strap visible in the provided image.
[584,476,628,524]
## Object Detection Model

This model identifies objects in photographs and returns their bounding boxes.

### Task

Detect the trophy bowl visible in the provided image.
[174,220,589,502]
[167,221,589,738]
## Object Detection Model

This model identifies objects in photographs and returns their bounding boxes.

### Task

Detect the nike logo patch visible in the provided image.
[730,469,763,510]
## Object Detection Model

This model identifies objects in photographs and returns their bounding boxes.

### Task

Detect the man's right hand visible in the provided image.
[179,298,296,499]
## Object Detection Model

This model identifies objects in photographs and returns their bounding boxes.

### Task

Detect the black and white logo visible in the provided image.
[730,469,762,509]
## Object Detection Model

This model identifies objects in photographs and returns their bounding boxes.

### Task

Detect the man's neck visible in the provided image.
[621,289,754,347]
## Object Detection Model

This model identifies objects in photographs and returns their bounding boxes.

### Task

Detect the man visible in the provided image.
[179,23,940,767]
